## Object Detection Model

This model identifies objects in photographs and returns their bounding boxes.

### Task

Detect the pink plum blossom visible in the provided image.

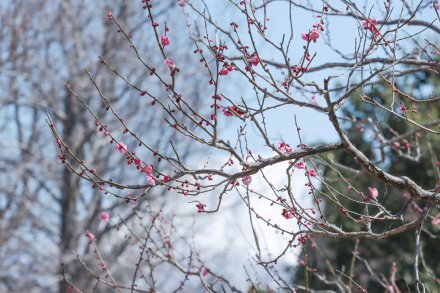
[222,105,244,117]
[368,187,378,200]
[400,104,407,113]
[134,158,142,167]
[432,213,440,225]
[282,208,295,219]
[85,232,95,241]
[302,30,320,42]
[295,162,306,169]
[242,175,252,186]
[142,165,153,175]
[277,142,293,154]
[219,67,229,76]
[165,58,176,69]
[307,169,317,177]
[309,30,320,42]
[116,142,127,154]
[101,212,110,222]
[146,175,156,186]
[361,18,381,39]
[223,108,233,117]
[248,53,260,66]
[301,33,309,41]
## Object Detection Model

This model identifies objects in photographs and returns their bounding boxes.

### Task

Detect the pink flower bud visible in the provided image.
[85,232,95,241]
[100,212,110,222]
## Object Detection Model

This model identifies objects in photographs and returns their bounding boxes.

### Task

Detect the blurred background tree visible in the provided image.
[0,1,205,291]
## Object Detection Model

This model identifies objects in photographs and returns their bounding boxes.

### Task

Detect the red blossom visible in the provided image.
[223,105,244,117]
[302,30,320,43]
[160,36,170,46]
[248,53,260,66]
[307,169,317,177]
[277,142,293,154]
[295,162,306,169]
[196,203,206,213]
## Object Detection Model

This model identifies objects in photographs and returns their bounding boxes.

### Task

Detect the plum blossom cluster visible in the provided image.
[281,208,295,219]
[301,8,326,43]
[241,175,252,186]
[283,64,310,84]
[116,142,127,154]
[219,64,234,76]
[214,45,235,78]
[247,53,260,68]
[362,18,378,33]
[165,58,177,70]
[362,18,380,40]
[277,142,293,154]
[289,5,328,86]
[301,30,320,43]
[142,164,156,186]
[297,234,311,245]
[115,141,158,186]
[306,169,317,177]
[295,161,306,169]
[222,105,244,117]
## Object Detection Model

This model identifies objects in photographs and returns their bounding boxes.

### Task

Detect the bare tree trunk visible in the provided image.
[59,92,78,293]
